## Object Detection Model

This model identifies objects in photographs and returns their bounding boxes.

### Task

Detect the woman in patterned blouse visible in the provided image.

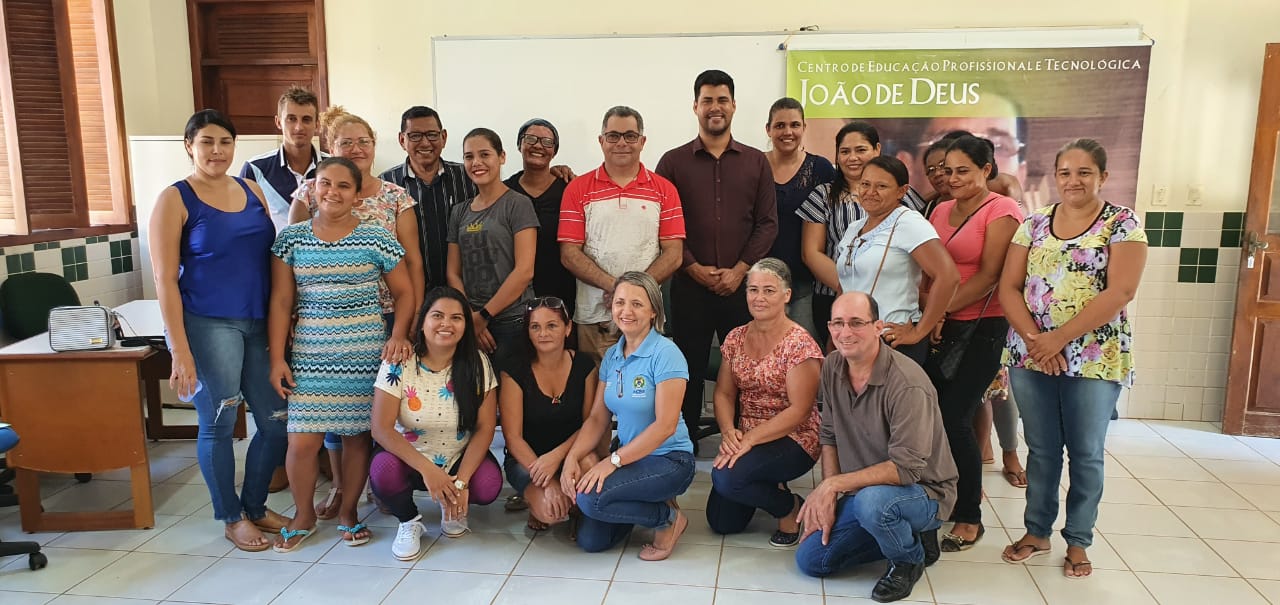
[706,258,824,547]
[369,286,502,561]
[997,139,1147,579]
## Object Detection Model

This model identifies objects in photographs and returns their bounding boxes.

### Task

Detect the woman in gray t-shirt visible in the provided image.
[447,128,540,373]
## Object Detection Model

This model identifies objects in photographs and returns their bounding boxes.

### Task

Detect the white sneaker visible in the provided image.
[392,515,425,560]
[440,501,470,538]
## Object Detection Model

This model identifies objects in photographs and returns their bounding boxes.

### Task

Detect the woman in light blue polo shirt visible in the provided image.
[559,271,695,560]
[835,156,959,366]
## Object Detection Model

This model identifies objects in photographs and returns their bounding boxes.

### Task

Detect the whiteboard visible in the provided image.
[431,27,1147,176]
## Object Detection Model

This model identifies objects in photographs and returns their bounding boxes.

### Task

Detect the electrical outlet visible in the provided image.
[1153,185,1169,207]
[1188,184,1204,206]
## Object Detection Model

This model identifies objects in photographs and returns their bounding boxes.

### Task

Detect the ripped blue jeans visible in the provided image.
[183,312,288,523]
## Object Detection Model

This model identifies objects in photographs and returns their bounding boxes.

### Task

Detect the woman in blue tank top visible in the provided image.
[149,110,289,552]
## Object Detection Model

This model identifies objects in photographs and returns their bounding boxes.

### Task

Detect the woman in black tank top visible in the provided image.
[498,296,599,532]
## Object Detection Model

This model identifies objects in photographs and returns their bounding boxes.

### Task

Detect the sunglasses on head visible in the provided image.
[525,296,566,314]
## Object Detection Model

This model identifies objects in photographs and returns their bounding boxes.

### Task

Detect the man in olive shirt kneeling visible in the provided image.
[795,292,958,603]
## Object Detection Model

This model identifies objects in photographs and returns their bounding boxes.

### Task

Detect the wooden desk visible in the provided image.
[114,300,247,441]
[0,300,242,531]
[0,340,158,531]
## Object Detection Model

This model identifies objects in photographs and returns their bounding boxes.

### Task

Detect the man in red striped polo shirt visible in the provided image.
[558,106,686,363]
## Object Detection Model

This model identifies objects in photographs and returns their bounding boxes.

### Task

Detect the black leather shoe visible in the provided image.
[920,529,940,567]
[871,560,925,603]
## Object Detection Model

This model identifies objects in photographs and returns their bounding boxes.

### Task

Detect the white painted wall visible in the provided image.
[111,0,1280,212]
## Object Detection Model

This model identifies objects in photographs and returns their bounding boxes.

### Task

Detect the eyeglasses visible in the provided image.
[924,161,947,176]
[335,137,375,151]
[602,131,642,144]
[828,318,874,332]
[616,369,624,398]
[521,134,556,149]
[403,131,442,143]
[522,294,563,309]
[918,130,1025,160]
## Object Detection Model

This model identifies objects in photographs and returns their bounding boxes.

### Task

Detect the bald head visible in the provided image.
[830,291,883,362]
[831,291,879,321]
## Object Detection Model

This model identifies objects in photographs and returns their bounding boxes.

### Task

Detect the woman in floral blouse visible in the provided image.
[706,258,824,547]
[369,287,501,561]
[996,139,1146,579]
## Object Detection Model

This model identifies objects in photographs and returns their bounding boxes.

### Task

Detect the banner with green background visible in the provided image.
[788,45,1152,208]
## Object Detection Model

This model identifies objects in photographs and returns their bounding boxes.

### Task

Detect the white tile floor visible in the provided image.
[2,415,1280,604]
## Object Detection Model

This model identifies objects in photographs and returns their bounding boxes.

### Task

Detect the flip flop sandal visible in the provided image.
[506,495,529,512]
[316,487,341,520]
[1001,540,1051,564]
[337,522,372,546]
[526,513,549,531]
[272,526,316,553]
[225,524,272,552]
[1003,469,1028,488]
[1064,556,1093,579]
[940,523,985,552]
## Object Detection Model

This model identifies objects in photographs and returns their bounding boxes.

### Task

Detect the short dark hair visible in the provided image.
[601,106,645,133]
[1056,138,1108,172]
[277,86,318,115]
[315,157,363,192]
[694,69,735,99]
[464,128,503,155]
[767,97,804,123]
[184,109,236,142]
[516,118,560,153]
[946,134,998,178]
[864,156,910,188]
[400,106,442,133]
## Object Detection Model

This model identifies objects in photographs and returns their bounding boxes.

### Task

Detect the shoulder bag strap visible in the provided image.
[867,210,904,297]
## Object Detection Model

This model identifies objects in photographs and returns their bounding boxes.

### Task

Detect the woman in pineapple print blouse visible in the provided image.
[368,286,502,561]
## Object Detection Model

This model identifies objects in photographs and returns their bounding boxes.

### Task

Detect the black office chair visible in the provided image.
[0,426,47,570]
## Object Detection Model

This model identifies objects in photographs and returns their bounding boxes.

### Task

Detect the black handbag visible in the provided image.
[924,198,996,383]
[925,291,994,382]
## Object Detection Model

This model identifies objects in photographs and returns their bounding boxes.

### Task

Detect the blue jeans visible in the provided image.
[503,451,534,494]
[1009,368,1120,548]
[795,484,942,576]
[575,451,696,552]
[706,437,815,534]
[787,280,820,344]
[487,316,525,376]
[183,312,288,523]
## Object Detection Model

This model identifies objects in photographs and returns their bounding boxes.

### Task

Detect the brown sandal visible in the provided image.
[1001,539,1050,563]
[224,521,271,552]
[1064,554,1093,579]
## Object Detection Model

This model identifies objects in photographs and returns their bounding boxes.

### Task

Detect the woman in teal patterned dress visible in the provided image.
[268,157,416,552]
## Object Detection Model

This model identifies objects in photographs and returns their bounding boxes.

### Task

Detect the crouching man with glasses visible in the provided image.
[795,291,957,603]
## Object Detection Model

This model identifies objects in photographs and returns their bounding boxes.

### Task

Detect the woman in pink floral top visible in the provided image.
[997,139,1146,579]
[707,258,824,547]
[290,107,425,318]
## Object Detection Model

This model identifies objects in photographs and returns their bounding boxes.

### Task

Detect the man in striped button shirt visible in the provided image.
[380,106,478,290]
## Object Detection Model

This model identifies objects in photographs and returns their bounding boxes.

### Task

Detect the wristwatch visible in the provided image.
[609,452,622,468]
[478,307,494,322]
[453,479,467,490]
